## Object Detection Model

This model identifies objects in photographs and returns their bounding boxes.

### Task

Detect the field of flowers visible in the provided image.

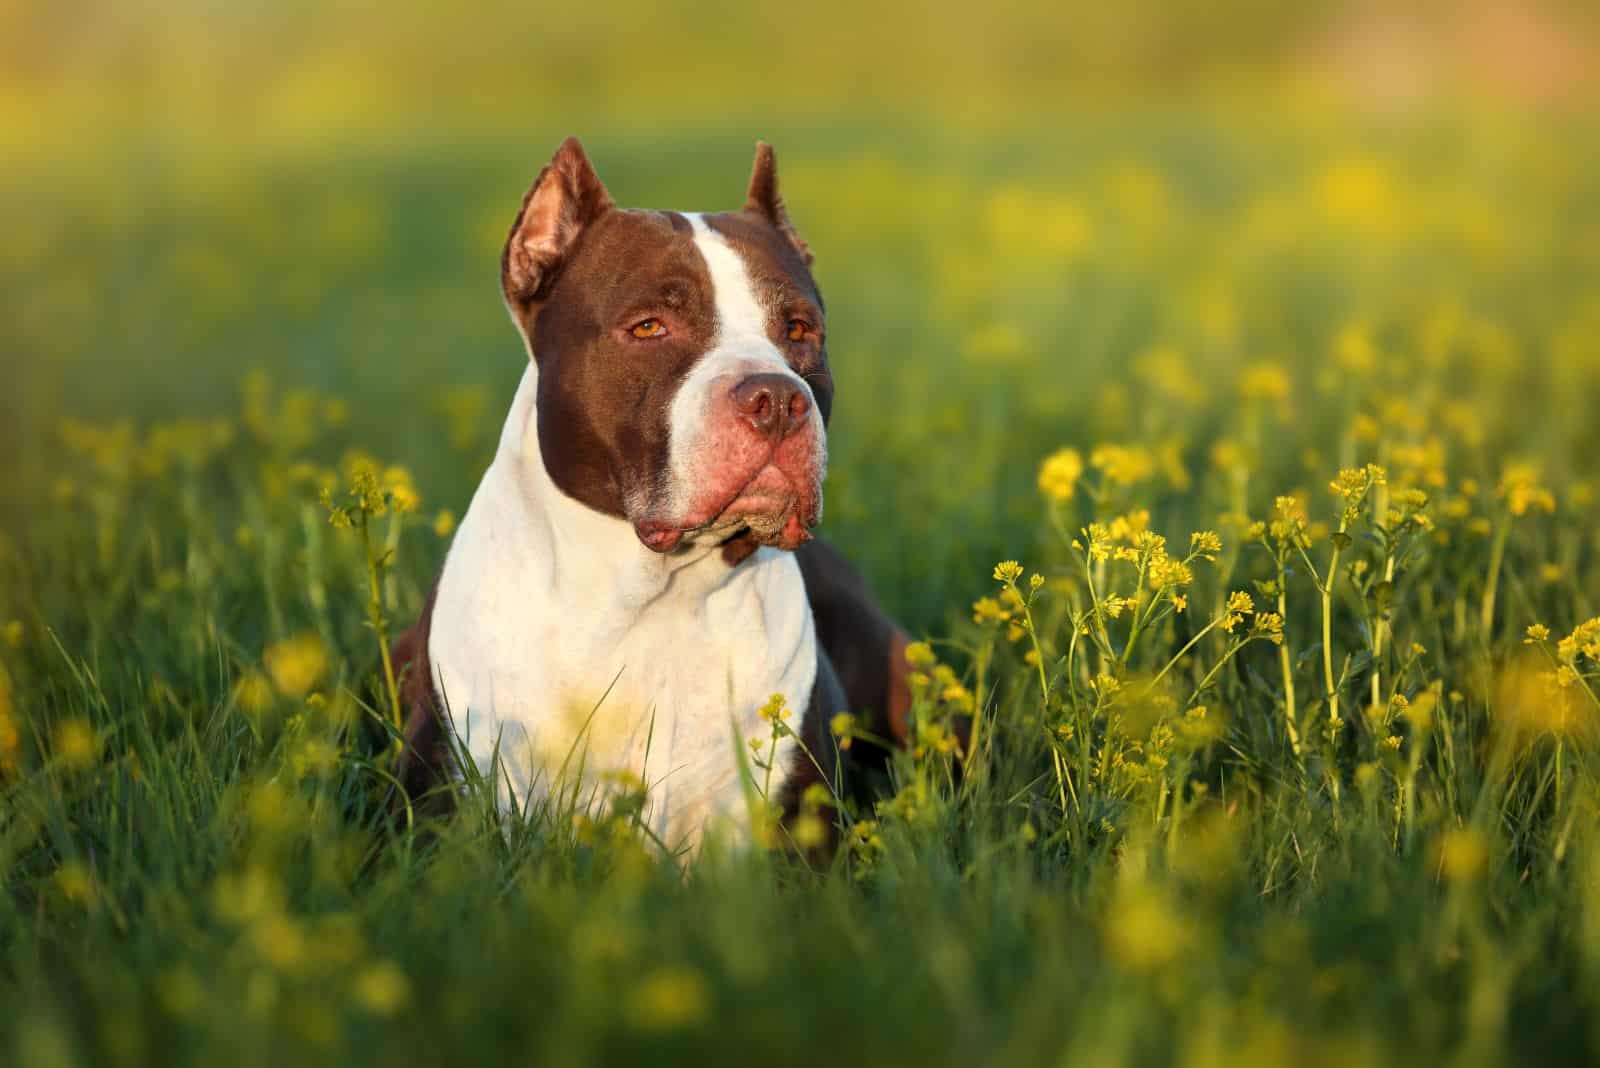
[7,52,1600,1066]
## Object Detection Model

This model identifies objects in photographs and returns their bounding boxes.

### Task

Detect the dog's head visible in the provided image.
[500,137,830,556]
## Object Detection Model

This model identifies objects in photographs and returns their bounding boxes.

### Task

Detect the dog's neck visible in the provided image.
[490,357,741,615]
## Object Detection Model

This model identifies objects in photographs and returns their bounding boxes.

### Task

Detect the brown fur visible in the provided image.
[390,582,455,816]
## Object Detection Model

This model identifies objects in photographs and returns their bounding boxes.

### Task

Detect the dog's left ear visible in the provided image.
[744,141,813,267]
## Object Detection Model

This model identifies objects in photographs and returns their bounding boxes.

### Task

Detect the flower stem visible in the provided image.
[362,511,403,744]
[1277,558,1301,761]
[1480,515,1510,640]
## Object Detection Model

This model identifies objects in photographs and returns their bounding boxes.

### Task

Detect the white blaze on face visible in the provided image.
[659,214,823,527]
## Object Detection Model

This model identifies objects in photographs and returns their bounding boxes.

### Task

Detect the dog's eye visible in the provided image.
[786,319,810,342]
[630,318,667,339]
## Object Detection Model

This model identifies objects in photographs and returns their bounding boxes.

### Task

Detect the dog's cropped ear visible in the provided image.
[502,137,614,312]
[744,141,812,267]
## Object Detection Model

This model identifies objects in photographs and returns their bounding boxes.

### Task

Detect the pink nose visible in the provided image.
[731,374,810,438]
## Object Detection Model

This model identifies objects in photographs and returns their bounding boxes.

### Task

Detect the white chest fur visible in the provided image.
[427,367,816,852]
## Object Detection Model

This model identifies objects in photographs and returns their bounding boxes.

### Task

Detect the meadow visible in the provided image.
[6,67,1600,1067]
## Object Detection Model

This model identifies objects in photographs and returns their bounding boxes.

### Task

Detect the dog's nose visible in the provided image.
[732,373,810,437]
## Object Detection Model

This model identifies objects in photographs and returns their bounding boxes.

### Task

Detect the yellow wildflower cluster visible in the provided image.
[829,712,856,750]
[263,633,330,699]
[756,692,792,729]
[1498,462,1556,518]
[325,453,422,524]
[1089,443,1156,487]
[1221,591,1255,634]
[1265,495,1309,546]
[1329,464,1386,523]
[52,718,100,770]
[1557,619,1600,668]
[1238,361,1292,409]
[1037,447,1084,502]
[242,370,349,455]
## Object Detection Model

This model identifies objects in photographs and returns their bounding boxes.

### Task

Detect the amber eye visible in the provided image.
[786,319,810,342]
[630,318,666,339]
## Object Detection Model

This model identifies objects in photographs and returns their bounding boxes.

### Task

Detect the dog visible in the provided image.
[390,138,911,852]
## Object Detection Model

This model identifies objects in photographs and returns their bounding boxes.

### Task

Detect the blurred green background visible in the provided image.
[5,0,1598,629]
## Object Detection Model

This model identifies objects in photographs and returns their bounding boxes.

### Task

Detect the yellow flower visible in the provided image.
[1089,443,1155,486]
[263,633,329,699]
[1332,321,1378,374]
[1435,829,1490,882]
[972,597,1011,625]
[1189,531,1222,558]
[234,671,275,715]
[1037,447,1084,502]
[757,693,791,723]
[1091,673,1122,697]
[628,968,709,1032]
[211,865,286,924]
[1561,619,1600,664]
[383,466,421,514]
[904,641,937,670]
[353,961,412,1015]
[1209,438,1249,472]
[1238,361,1292,405]
[290,737,342,779]
[2,620,21,648]
[52,719,99,769]
[1268,495,1309,544]
[433,509,457,538]
[1329,464,1386,502]
[940,683,975,715]
[1525,624,1551,644]
[1104,888,1191,974]
[993,560,1024,584]
[1252,612,1285,644]
[1221,590,1254,633]
[252,912,307,970]
[1498,462,1556,517]
[1494,654,1587,739]
[792,812,829,850]
[54,861,97,907]
[829,712,855,750]
[1108,510,1150,542]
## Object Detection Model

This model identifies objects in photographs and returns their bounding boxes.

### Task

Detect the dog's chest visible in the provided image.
[426,483,816,849]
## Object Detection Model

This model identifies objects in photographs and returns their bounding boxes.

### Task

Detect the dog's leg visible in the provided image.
[388,584,457,817]
[794,538,913,755]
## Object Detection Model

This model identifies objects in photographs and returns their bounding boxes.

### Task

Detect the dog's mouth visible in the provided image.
[633,459,821,555]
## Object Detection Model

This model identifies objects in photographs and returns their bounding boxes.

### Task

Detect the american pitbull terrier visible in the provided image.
[391,139,911,852]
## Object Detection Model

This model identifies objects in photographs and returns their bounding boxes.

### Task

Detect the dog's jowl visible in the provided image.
[390,138,911,852]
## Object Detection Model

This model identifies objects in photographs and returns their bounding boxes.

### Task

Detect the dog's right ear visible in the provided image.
[501,137,614,315]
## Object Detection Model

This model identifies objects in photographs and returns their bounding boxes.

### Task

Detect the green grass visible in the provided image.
[5,110,1600,1066]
